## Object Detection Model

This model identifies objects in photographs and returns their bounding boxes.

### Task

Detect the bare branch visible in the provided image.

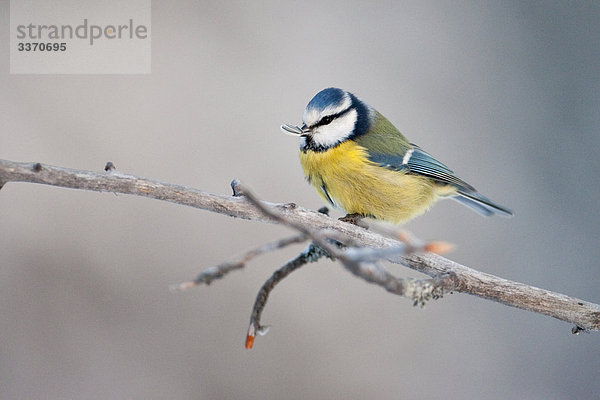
[1,159,599,332]
[179,182,453,348]
[245,242,330,349]
[170,234,308,291]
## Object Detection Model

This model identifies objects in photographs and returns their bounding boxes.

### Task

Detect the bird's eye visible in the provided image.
[320,115,334,125]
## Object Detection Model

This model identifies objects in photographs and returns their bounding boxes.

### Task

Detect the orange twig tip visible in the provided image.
[424,241,455,255]
[245,323,256,349]
[245,334,255,349]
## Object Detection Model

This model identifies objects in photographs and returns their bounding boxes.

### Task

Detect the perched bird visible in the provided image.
[281,87,513,224]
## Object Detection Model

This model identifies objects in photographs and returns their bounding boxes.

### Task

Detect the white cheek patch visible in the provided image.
[311,108,357,148]
[303,92,352,127]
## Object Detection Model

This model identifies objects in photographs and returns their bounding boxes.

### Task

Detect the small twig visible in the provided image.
[104,161,116,172]
[232,180,313,236]
[245,242,330,349]
[236,181,451,291]
[572,325,588,335]
[171,234,308,291]
[234,182,457,347]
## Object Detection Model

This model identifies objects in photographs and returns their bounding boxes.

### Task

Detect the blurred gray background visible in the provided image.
[1,1,599,399]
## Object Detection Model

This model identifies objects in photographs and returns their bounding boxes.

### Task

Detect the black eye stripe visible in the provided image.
[312,106,353,128]
[321,115,334,125]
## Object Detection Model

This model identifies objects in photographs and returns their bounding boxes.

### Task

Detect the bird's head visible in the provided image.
[281,88,373,151]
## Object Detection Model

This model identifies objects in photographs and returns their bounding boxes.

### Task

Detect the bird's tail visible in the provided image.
[453,190,513,217]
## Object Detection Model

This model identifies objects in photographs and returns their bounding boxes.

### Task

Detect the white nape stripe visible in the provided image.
[402,148,414,165]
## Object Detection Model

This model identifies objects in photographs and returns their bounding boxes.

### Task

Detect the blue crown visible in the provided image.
[306,87,346,112]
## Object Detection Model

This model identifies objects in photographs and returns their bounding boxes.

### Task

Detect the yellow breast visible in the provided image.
[299,140,455,224]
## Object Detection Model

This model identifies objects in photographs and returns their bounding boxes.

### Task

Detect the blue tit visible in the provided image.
[281,87,513,224]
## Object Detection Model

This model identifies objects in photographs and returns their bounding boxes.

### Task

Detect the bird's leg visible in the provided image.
[339,213,366,226]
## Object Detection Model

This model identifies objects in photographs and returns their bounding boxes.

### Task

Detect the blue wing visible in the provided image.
[367,145,513,217]
[367,145,475,191]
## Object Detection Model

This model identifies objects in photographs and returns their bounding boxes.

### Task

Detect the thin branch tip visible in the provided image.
[317,206,330,216]
[572,326,585,335]
[169,281,197,292]
[231,179,243,197]
[104,161,116,172]
[172,234,309,297]
[245,323,256,349]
